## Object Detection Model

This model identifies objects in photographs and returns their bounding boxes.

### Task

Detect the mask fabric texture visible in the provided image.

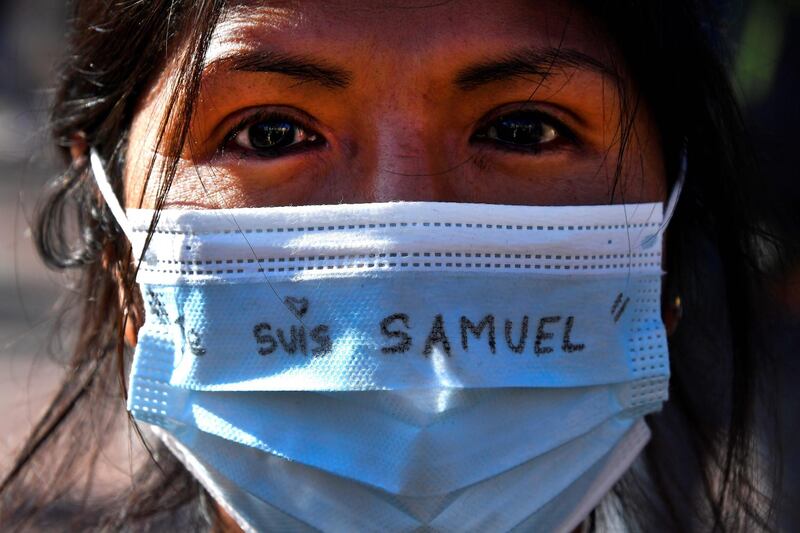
[92,151,679,532]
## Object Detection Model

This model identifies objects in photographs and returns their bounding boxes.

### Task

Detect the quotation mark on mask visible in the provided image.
[146,289,170,325]
[611,292,630,323]
[284,296,309,319]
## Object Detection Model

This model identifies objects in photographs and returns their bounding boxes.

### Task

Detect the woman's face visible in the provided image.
[123,0,666,209]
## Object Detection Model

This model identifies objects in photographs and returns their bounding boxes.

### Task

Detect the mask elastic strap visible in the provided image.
[662,145,687,228]
[90,148,136,244]
[641,145,687,248]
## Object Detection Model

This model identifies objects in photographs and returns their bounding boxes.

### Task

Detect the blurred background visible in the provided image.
[0,0,798,530]
[0,0,68,483]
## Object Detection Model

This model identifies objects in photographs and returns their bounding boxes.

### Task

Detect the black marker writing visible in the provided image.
[174,315,206,356]
[380,313,412,354]
[611,293,624,316]
[254,322,277,355]
[611,292,630,323]
[146,289,169,324]
[284,296,309,319]
[254,321,330,356]
[562,316,585,352]
[310,324,332,357]
[461,315,496,354]
[187,328,206,356]
[504,316,529,354]
[423,314,452,357]
[534,316,561,355]
[278,325,307,355]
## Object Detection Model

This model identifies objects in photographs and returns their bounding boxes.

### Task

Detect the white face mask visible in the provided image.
[92,150,683,532]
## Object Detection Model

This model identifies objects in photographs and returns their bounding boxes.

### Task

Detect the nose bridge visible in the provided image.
[356,88,453,203]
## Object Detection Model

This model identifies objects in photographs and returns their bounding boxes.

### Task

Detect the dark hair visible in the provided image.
[0,0,789,531]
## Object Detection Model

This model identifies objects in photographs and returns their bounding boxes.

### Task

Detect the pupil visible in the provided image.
[248,121,295,150]
[495,116,544,145]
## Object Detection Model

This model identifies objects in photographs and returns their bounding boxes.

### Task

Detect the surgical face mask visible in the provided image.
[92,150,683,532]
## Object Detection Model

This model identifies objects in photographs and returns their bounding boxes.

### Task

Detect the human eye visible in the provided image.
[220,109,325,159]
[471,109,576,154]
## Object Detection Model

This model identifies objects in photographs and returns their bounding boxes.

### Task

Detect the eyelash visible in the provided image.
[219,110,324,158]
[218,107,576,159]
[471,109,576,154]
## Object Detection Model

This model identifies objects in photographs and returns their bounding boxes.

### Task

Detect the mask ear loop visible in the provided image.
[641,144,687,249]
[90,148,142,407]
[90,148,137,244]
[91,148,305,327]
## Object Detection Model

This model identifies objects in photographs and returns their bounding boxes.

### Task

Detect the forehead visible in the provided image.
[210,0,609,67]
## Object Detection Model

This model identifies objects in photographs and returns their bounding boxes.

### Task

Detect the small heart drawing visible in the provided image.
[284,296,309,319]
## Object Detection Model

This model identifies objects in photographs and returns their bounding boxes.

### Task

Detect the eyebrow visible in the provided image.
[206,46,611,92]
[210,50,353,89]
[454,47,614,91]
